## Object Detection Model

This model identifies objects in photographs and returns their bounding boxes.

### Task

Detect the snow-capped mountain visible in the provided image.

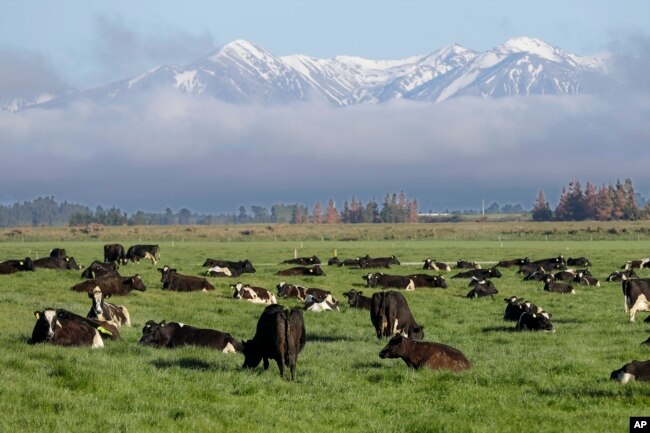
[5,37,611,110]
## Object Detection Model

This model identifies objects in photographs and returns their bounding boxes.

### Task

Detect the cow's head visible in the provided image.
[435,276,448,288]
[242,260,256,273]
[489,267,502,278]
[242,340,263,369]
[232,283,244,299]
[311,266,325,276]
[30,309,59,343]
[127,274,146,291]
[343,289,361,305]
[88,287,105,318]
[529,313,555,332]
[65,256,81,270]
[391,255,401,265]
[138,321,165,346]
[22,257,36,271]
[379,335,409,359]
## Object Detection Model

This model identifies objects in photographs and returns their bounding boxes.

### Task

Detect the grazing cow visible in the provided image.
[496,257,530,268]
[104,243,127,265]
[422,259,451,271]
[87,287,131,327]
[29,308,109,348]
[159,267,214,292]
[0,257,35,274]
[342,289,372,310]
[370,291,424,340]
[139,320,242,353]
[610,360,650,384]
[379,335,471,371]
[622,278,650,321]
[456,259,480,269]
[364,273,415,291]
[282,255,321,266]
[567,257,591,267]
[33,256,81,270]
[232,283,277,304]
[606,269,639,282]
[49,248,67,258]
[515,312,555,332]
[358,256,400,269]
[126,244,160,265]
[71,274,146,296]
[276,282,333,302]
[202,259,256,275]
[407,274,447,288]
[81,260,120,279]
[543,279,575,294]
[242,304,306,380]
[276,266,325,276]
[304,294,339,312]
[622,258,650,270]
[451,267,502,280]
[466,278,498,298]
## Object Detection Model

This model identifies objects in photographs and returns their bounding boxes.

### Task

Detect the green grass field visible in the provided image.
[1,235,649,433]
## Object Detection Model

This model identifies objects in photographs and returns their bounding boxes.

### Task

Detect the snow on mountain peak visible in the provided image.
[208,39,273,62]
[497,36,563,62]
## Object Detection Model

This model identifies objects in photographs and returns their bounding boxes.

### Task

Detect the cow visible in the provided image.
[232,283,277,304]
[422,259,451,271]
[327,257,341,266]
[282,255,321,266]
[515,312,555,332]
[206,265,236,277]
[358,256,400,269]
[622,258,650,270]
[29,308,112,348]
[574,271,600,287]
[503,297,546,321]
[80,260,120,279]
[622,278,650,321]
[553,269,578,282]
[159,267,214,292]
[543,279,575,294]
[126,244,160,265]
[451,267,502,280]
[606,269,639,282]
[370,291,424,340]
[342,289,372,310]
[466,278,498,298]
[407,274,447,288]
[496,257,530,268]
[87,287,131,327]
[276,282,333,302]
[33,256,81,270]
[456,259,480,269]
[530,255,566,268]
[379,335,471,371]
[276,266,325,276]
[610,360,650,384]
[522,268,554,281]
[334,257,367,268]
[104,243,127,265]
[304,294,339,312]
[567,257,591,267]
[139,320,243,353]
[202,259,256,275]
[363,273,415,291]
[242,304,306,380]
[49,248,67,258]
[71,274,146,296]
[0,257,35,274]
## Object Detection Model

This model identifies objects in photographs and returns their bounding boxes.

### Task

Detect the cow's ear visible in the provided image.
[65,257,70,262]
[34,311,40,319]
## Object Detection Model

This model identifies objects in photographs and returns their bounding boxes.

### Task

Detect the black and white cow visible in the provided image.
[610,360,650,384]
[622,278,650,321]
[407,274,447,288]
[622,258,650,270]
[496,257,530,268]
[567,257,591,267]
[363,273,415,291]
[276,282,334,303]
[451,267,501,280]
[232,283,277,304]
[503,297,546,321]
[606,269,639,282]
[202,259,256,275]
[370,291,424,340]
[87,287,131,327]
[515,312,555,332]
[139,320,243,353]
[422,259,451,271]
[29,308,107,348]
[456,259,481,269]
[104,243,127,265]
[358,256,400,269]
[126,244,160,265]
[304,294,339,312]
[276,266,325,276]
[466,278,498,298]
[543,279,575,294]
[282,255,321,266]
[0,257,36,274]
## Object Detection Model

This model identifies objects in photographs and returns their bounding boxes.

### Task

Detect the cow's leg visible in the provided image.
[263,357,269,370]
[277,356,285,378]
[629,295,649,322]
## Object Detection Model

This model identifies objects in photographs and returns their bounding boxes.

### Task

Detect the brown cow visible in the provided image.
[379,335,471,371]
[71,274,146,296]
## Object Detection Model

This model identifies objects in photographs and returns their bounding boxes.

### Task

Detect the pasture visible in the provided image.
[1,234,649,432]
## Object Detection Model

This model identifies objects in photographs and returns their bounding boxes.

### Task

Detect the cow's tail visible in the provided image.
[285,309,304,380]
[622,280,630,312]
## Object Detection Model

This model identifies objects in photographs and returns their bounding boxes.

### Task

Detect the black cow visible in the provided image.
[71,274,146,296]
[606,269,639,282]
[363,273,415,291]
[543,279,575,294]
[529,256,567,270]
[202,259,256,275]
[379,335,471,371]
[104,244,127,265]
[553,270,578,282]
[342,289,372,309]
[159,267,214,292]
[334,257,367,268]
[407,274,447,288]
[451,267,502,280]
[126,244,160,265]
[422,259,451,271]
[33,256,81,270]
[522,268,554,281]
[87,287,131,327]
[29,308,109,348]
[466,278,498,298]
[139,320,243,353]
[81,260,120,279]
[567,257,591,267]
[276,266,325,276]
[370,291,423,340]
[282,255,321,266]
[515,312,555,332]
[622,278,650,321]
[358,256,400,269]
[242,304,306,380]
[49,248,67,258]
[0,257,35,274]
[496,257,530,268]
[456,259,480,269]
[610,360,650,384]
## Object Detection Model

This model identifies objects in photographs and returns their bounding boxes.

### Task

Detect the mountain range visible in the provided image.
[3,37,611,111]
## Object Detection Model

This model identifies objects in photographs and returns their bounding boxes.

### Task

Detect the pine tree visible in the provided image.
[312,201,322,224]
[407,199,419,223]
[325,199,339,224]
[583,182,598,220]
[532,190,553,221]
[595,184,613,220]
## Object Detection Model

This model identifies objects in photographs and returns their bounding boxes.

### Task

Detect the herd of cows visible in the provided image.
[2,243,650,383]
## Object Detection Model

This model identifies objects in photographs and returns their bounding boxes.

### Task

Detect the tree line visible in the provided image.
[531,179,648,221]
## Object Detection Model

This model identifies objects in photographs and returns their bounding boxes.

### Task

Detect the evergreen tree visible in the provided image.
[325,199,339,224]
[531,190,553,221]
[311,201,322,224]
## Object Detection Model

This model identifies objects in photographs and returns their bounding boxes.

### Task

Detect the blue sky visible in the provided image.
[1,0,649,87]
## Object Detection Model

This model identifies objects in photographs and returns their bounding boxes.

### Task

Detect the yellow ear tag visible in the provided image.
[97,326,112,336]
[34,312,40,319]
